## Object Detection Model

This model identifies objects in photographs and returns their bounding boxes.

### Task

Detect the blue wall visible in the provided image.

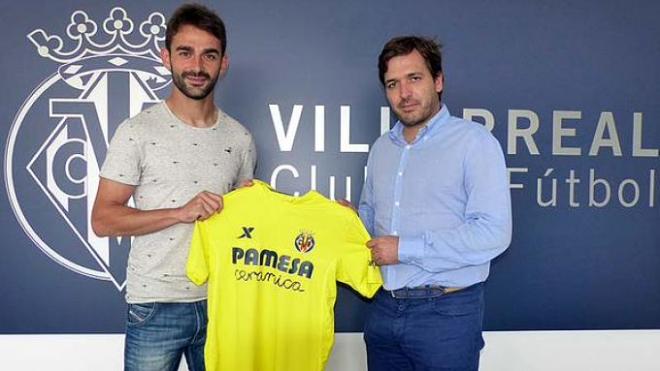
[1,0,658,333]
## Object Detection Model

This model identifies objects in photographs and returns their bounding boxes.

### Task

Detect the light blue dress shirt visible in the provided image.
[359,105,512,290]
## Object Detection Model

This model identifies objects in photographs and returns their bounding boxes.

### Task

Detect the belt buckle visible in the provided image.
[387,287,409,299]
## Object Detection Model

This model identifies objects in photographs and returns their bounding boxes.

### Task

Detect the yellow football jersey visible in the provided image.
[187,180,382,371]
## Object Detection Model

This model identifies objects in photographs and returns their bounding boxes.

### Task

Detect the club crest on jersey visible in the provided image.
[4,8,170,291]
[294,232,315,253]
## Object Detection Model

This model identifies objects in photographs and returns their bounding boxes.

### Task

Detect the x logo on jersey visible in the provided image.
[238,227,254,239]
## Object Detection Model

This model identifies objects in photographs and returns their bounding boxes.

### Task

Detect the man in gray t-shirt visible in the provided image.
[91,4,255,371]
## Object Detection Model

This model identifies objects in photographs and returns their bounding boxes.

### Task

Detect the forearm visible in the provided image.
[358,167,375,236]
[358,203,375,236]
[92,203,184,237]
[399,215,511,272]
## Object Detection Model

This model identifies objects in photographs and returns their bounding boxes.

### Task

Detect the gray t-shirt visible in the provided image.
[100,102,256,303]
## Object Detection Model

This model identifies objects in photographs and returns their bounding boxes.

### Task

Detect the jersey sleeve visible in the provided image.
[187,220,210,285]
[336,211,383,298]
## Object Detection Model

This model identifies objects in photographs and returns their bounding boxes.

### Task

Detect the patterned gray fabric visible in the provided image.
[101,102,256,303]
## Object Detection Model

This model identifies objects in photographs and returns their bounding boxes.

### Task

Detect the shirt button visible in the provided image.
[393,231,398,236]
[405,145,411,150]
[398,172,403,176]
[395,201,400,207]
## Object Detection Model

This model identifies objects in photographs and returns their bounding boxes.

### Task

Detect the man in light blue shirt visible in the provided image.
[359,36,511,370]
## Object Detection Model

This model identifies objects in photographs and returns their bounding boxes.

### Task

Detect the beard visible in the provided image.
[171,70,219,100]
[394,98,439,128]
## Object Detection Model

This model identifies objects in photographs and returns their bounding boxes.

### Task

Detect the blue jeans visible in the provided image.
[364,283,485,371]
[124,301,207,371]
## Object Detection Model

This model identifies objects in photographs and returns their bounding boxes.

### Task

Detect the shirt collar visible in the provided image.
[388,104,451,146]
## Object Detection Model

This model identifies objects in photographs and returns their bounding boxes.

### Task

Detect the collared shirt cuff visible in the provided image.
[398,236,425,265]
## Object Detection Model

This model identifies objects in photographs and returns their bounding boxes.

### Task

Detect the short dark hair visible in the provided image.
[378,36,443,86]
[166,3,227,55]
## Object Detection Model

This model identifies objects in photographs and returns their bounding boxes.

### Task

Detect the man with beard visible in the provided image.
[91,4,255,370]
[358,36,511,370]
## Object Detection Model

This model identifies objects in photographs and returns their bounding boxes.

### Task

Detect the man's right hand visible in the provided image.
[177,191,223,223]
[337,199,357,213]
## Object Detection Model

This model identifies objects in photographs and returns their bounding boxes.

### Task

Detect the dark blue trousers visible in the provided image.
[364,283,485,371]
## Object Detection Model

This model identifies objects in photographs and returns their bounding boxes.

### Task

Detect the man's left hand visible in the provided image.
[367,236,399,265]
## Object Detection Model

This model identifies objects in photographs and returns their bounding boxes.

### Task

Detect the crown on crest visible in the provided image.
[28,7,165,64]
